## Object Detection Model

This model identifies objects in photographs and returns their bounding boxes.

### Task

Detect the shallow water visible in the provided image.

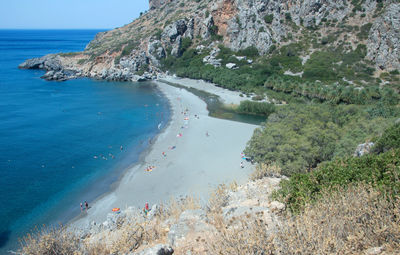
[0,30,170,252]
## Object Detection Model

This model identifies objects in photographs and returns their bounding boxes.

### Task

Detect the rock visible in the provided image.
[170,36,182,57]
[196,45,206,54]
[202,47,222,67]
[225,63,237,69]
[148,40,166,66]
[269,201,285,213]
[167,209,213,246]
[234,56,246,61]
[134,244,174,255]
[354,142,374,157]
[147,204,160,220]
[163,19,187,43]
[222,206,269,221]
[19,54,63,71]
[367,3,400,70]
[149,0,169,10]
[366,246,384,255]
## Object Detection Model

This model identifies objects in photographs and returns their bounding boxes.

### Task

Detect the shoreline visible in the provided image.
[67,82,175,225]
[69,78,259,230]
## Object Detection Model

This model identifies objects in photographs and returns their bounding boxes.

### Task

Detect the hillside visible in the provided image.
[19,0,399,102]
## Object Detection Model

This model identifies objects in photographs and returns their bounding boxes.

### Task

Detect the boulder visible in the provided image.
[269,201,285,213]
[226,63,237,69]
[148,40,166,66]
[366,246,384,255]
[354,142,374,157]
[163,19,187,43]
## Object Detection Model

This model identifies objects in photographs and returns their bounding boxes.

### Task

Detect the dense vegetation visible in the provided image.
[272,123,400,212]
[244,104,399,176]
[276,148,400,212]
[161,42,399,105]
[236,100,276,116]
[372,123,400,153]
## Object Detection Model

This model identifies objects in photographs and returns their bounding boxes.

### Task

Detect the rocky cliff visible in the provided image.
[19,0,399,85]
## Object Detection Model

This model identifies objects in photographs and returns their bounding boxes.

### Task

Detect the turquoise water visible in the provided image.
[0,30,170,253]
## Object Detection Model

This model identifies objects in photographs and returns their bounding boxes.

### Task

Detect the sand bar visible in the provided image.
[71,80,258,228]
[160,75,252,105]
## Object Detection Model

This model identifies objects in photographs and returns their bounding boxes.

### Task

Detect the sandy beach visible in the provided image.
[160,75,252,105]
[70,79,258,228]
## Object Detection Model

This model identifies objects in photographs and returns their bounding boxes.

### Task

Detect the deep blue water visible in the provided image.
[0,30,170,253]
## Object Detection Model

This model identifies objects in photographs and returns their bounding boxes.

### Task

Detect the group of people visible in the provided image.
[145,166,156,172]
[93,145,123,160]
[80,201,89,212]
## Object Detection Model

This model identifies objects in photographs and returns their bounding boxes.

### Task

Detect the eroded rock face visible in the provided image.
[223,0,350,54]
[367,3,400,70]
[149,0,171,10]
[19,0,399,82]
[19,55,63,71]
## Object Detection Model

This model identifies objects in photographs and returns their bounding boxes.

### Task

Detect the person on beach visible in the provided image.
[240,162,244,168]
[144,202,150,215]
[206,131,209,137]
[162,152,166,157]
[120,145,123,151]
[85,201,89,211]
[80,203,83,212]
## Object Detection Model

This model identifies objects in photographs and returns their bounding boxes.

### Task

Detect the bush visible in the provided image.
[372,123,400,154]
[179,37,192,55]
[357,23,372,40]
[264,14,274,24]
[245,104,394,176]
[237,46,259,58]
[275,149,400,212]
[236,100,276,116]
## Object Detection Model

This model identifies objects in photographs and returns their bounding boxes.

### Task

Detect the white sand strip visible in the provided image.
[70,81,258,227]
[160,75,253,105]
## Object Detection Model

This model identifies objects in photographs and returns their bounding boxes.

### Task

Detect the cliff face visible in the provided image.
[20,0,400,82]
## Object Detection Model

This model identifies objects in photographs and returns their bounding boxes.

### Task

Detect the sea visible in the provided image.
[0,29,170,253]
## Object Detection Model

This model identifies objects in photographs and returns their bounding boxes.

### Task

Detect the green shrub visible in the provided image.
[357,23,372,40]
[264,14,273,24]
[121,41,139,57]
[245,104,395,176]
[237,46,259,57]
[236,101,276,116]
[372,123,400,154]
[274,149,400,212]
[285,12,292,21]
[179,37,192,55]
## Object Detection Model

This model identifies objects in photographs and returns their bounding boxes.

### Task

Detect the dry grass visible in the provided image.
[276,185,400,254]
[206,184,400,255]
[19,183,400,255]
[206,213,276,254]
[165,195,201,221]
[19,225,80,255]
[207,184,229,214]
[250,163,282,180]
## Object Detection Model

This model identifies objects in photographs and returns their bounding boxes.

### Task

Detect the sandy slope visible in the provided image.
[70,80,258,228]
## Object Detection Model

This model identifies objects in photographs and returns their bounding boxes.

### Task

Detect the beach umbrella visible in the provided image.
[112,208,120,212]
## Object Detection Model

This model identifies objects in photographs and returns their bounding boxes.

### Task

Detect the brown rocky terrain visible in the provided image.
[19,0,400,84]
